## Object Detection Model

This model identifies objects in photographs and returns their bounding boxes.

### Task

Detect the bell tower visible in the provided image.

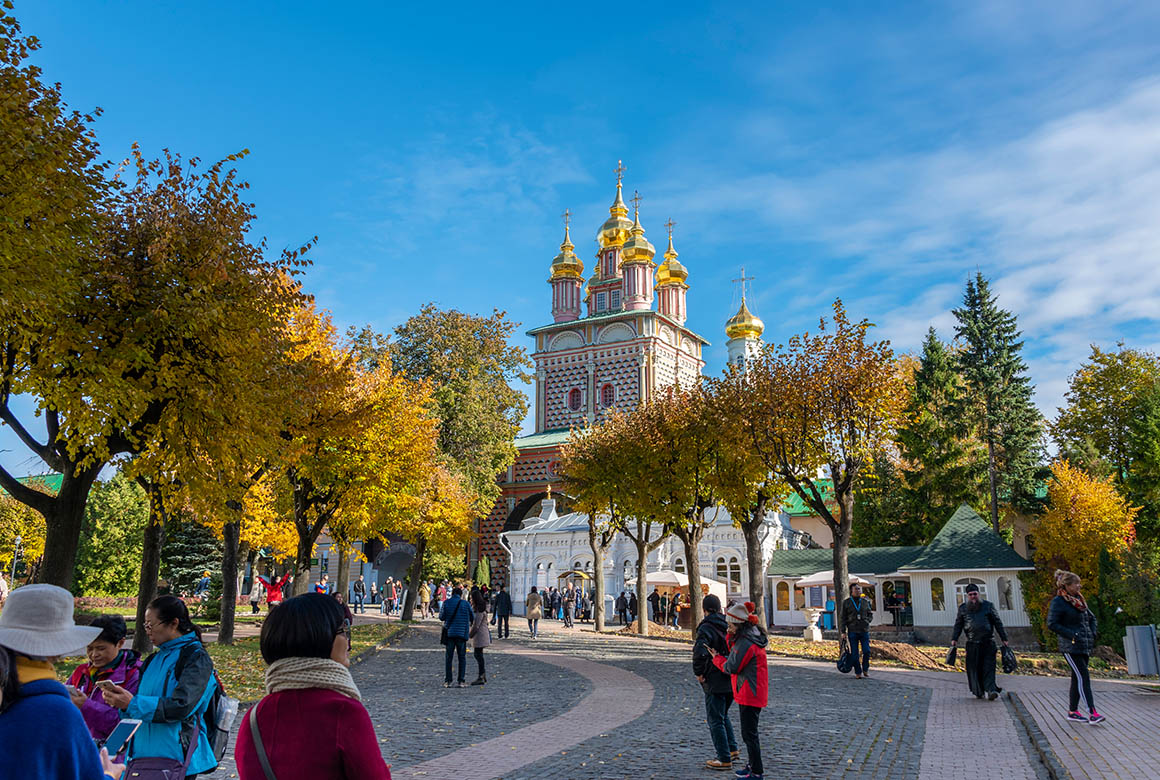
[548,209,583,322]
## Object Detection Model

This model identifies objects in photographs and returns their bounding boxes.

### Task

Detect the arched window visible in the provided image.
[776,582,790,611]
[716,555,742,591]
[997,576,1014,610]
[568,388,583,411]
[672,557,686,573]
[931,577,945,611]
[622,559,634,584]
[601,383,615,407]
[954,577,987,606]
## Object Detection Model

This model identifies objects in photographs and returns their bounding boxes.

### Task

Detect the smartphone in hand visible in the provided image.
[101,718,142,756]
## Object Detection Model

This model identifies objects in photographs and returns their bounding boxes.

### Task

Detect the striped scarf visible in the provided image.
[1058,588,1088,613]
[265,657,361,701]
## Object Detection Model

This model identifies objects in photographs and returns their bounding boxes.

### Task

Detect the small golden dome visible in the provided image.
[549,225,584,281]
[621,211,655,265]
[725,296,764,340]
[598,182,634,249]
[655,233,688,287]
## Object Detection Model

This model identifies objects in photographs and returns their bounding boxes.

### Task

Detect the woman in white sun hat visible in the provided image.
[0,583,126,779]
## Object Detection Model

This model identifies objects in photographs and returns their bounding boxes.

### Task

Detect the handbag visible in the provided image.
[125,721,199,780]
[945,645,958,666]
[1001,645,1018,674]
[439,600,464,646]
[836,649,854,674]
[248,700,278,780]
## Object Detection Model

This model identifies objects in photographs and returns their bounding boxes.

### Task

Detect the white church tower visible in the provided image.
[725,267,764,370]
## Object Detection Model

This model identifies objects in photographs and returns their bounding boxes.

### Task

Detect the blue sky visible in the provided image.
[5,1,1160,475]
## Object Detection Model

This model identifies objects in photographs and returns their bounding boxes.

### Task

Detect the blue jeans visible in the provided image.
[444,637,467,683]
[848,630,871,675]
[353,594,364,613]
[704,692,737,762]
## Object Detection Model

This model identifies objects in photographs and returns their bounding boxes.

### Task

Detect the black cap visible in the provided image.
[965,583,980,594]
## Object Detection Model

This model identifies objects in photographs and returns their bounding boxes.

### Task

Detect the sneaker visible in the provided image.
[705,759,732,770]
[734,765,751,777]
[1066,711,1087,722]
[1088,712,1106,724]
[443,681,452,688]
[456,681,467,688]
[730,750,740,761]
[735,769,763,779]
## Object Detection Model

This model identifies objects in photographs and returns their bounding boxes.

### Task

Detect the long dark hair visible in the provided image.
[0,646,18,713]
[148,595,202,642]
[470,588,486,612]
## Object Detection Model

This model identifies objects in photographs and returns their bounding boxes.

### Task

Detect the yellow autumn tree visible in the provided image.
[0,491,47,579]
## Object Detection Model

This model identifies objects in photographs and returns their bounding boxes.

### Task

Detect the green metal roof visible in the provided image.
[513,428,574,450]
[767,545,923,578]
[1,473,63,497]
[900,504,1033,571]
[780,479,835,516]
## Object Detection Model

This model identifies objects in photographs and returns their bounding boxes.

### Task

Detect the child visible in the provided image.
[709,601,768,780]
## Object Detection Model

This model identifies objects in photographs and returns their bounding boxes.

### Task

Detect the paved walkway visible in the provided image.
[213,618,1159,779]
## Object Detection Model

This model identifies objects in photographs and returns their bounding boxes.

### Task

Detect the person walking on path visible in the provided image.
[628,592,639,624]
[249,581,262,615]
[351,575,367,614]
[658,593,668,626]
[840,583,874,679]
[615,592,629,626]
[670,591,683,629]
[648,587,661,623]
[709,602,768,780]
[491,585,512,639]
[525,586,543,638]
[440,587,474,688]
[468,589,491,686]
[100,595,219,778]
[951,583,1009,700]
[0,584,128,780]
[419,581,431,618]
[693,595,739,771]
[562,587,575,628]
[233,593,392,779]
[66,615,143,742]
[1047,569,1105,724]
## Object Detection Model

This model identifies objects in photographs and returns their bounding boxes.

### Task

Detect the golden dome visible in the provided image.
[655,233,688,287]
[620,211,655,265]
[598,182,634,249]
[548,225,584,281]
[725,296,764,340]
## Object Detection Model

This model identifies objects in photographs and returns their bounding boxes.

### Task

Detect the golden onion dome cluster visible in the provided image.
[725,297,764,340]
[655,234,689,287]
[598,183,634,249]
[620,212,656,265]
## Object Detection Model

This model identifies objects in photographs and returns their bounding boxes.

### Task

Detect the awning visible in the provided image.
[794,570,874,588]
[556,569,593,580]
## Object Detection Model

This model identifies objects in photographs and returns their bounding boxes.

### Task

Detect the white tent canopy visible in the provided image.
[627,569,729,602]
[794,570,873,589]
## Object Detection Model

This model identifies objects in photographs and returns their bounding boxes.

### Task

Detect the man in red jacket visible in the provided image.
[709,602,768,780]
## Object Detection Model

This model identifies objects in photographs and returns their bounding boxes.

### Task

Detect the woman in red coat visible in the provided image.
[710,602,768,780]
[234,594,390,779]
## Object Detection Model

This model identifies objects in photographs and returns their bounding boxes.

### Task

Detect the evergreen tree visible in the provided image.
[1126,380,1160,542]
[953,273,1044,532]
[852,455,916,546]
[160,512,223,596]
[73,472,149,596]
[896,328,987,538]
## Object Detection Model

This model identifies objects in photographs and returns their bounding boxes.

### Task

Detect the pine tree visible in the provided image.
[160,512,223,597]
[953,273,1044,532]
[1126,380,1160,541]
[896,328,988,539]
[73,472,149,596]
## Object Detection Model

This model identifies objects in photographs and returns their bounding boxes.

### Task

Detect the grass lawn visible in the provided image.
[56,622,410,703]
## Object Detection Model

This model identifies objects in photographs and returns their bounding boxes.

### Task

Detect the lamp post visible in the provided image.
[10,535,21,581]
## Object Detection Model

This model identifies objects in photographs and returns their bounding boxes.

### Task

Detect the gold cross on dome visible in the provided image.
[561,208,571,228]
[732,266,756,300]
[630,190,642,217]
[664,218,676,239]
[614,160,626,185]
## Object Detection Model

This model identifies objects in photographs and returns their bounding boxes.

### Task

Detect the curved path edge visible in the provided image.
[392,636,655,780]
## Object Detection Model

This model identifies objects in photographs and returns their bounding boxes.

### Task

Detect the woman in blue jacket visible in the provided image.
[100,595,218,777]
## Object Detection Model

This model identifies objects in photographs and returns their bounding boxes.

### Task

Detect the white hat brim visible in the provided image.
[0,625,102,658]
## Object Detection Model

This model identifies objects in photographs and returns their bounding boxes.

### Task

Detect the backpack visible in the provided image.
[141,642,239,763]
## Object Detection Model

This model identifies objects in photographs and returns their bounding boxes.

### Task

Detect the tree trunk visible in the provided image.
[401,535,426,621]
[681,527,704,637]
[587,516,608,632]
[245,547,257,594]
[218,520,240,645]
[831,489,855,634]
[39,464,102,588]
[292,529,315,596]
[743,498,769,629]
[336,544,351,604]
[133,482,167,655]
[634,536,649,637]
[986,437,1001,533]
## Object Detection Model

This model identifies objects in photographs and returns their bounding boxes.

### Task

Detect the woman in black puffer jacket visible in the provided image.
[1046,569,1104,724]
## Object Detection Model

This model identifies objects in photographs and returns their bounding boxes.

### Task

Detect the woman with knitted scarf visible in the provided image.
[234,594,391,779]
[1046,569,1105,725]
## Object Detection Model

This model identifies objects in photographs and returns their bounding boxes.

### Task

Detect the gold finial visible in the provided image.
[546,483,552,500]
[665,218,676,240]
[630,190,642,218]
[732,266,756,303]
[614,159,626,185]
[562,208,571,229]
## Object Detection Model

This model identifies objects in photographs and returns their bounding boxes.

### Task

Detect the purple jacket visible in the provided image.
[67,650,144,741]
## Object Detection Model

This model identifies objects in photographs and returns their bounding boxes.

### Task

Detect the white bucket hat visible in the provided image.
[0,584,101,657]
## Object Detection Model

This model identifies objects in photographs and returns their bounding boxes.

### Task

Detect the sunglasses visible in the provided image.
[337,618,351,640]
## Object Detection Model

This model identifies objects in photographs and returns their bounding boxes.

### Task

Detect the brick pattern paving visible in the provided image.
[1017,689,1160,780]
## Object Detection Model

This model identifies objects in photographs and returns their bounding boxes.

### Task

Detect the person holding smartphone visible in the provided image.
[67,616,143,743]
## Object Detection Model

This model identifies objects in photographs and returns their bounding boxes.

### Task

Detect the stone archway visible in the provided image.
[374,540,417,582]
[501,490,574,533]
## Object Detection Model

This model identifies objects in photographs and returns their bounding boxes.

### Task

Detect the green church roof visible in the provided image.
[1,473,63,497]
[767,504,1032,578]
[899,504,1033,571]
[513,428,574,450]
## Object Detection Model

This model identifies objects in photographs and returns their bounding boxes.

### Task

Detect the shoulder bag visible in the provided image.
[440,600,464,646]
[125,720,199,780]
[247,700,278,780]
